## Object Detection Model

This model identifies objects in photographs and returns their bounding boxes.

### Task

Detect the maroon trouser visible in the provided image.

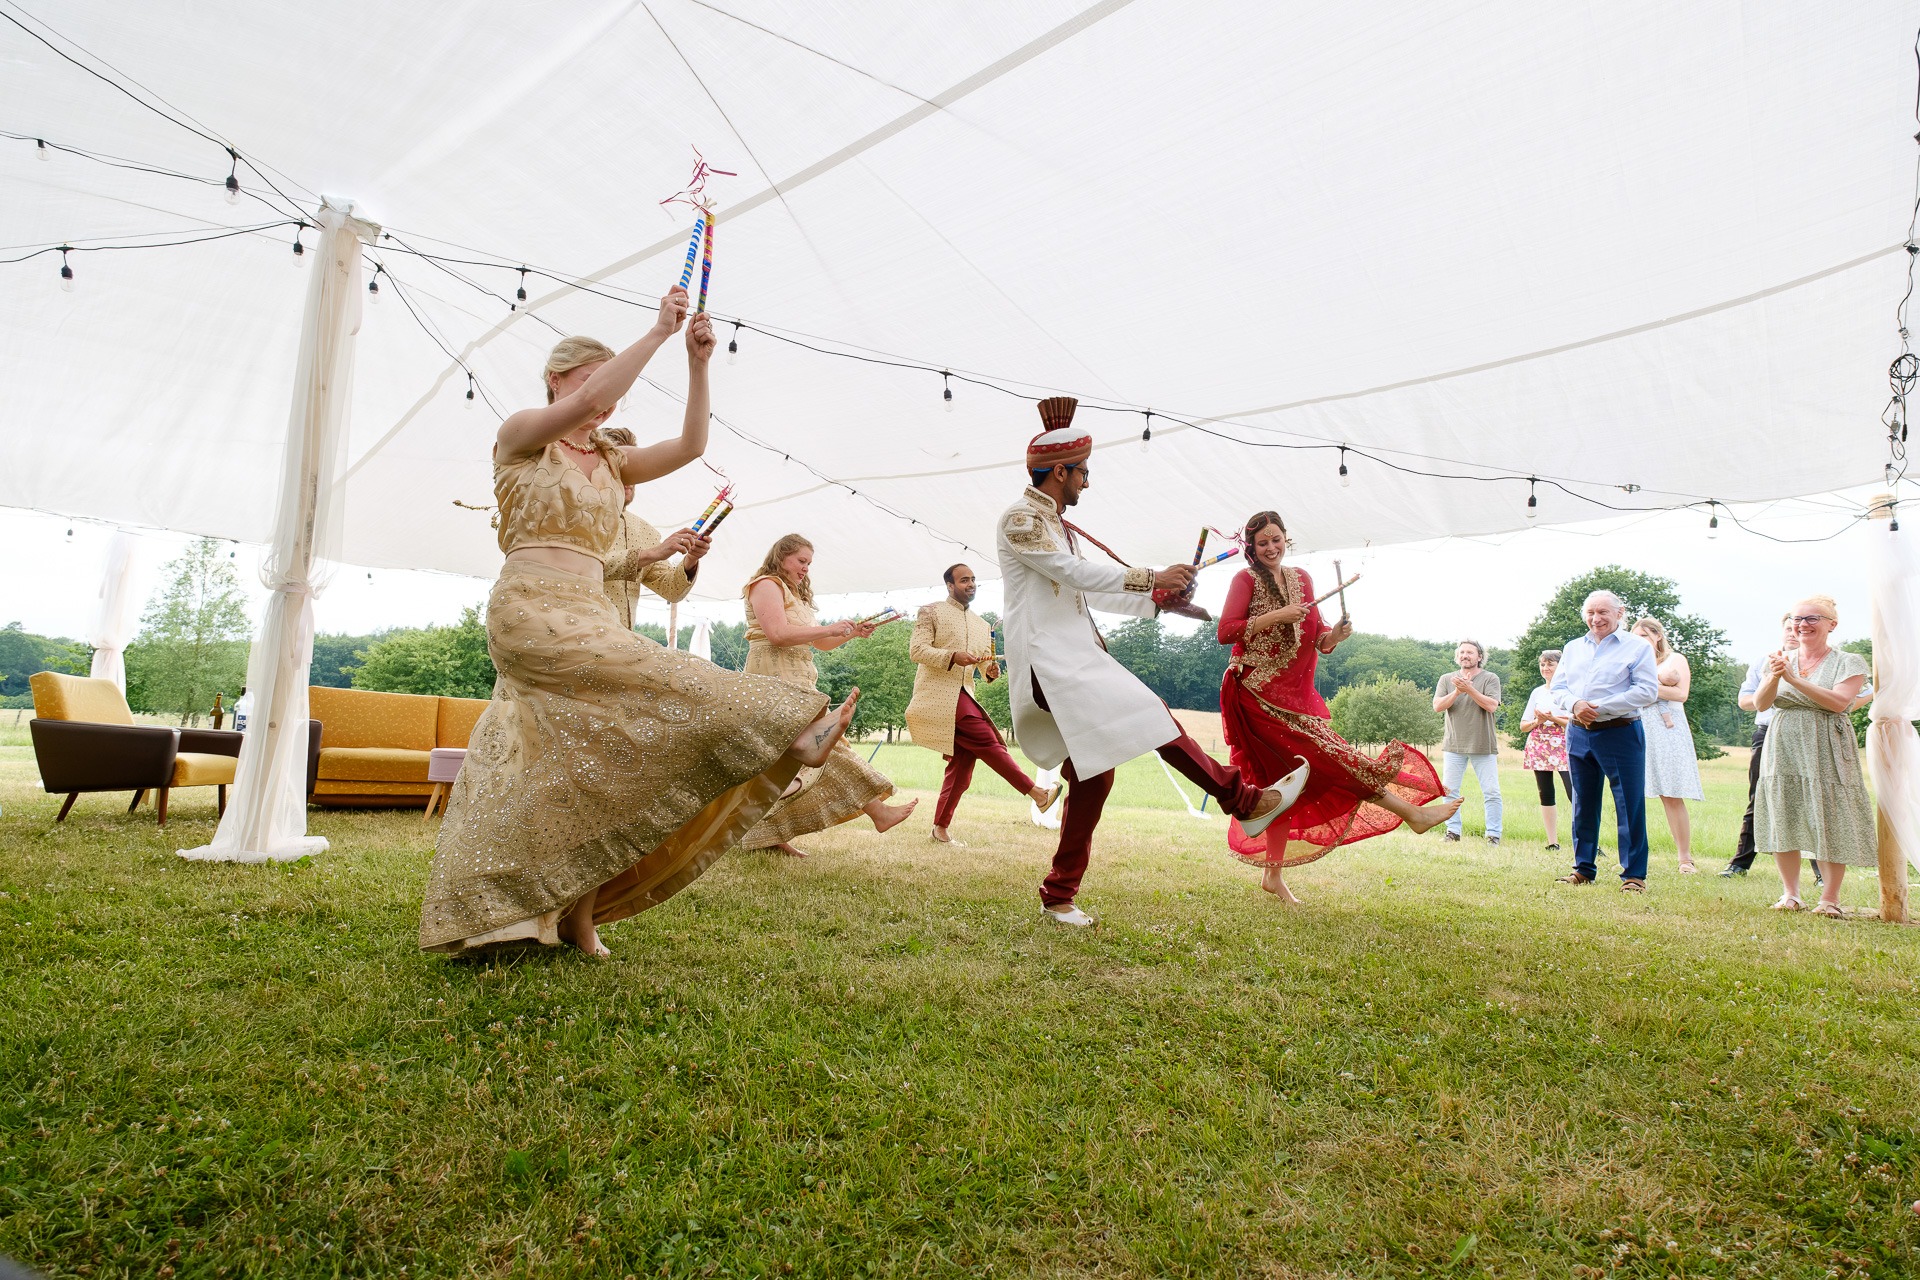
[1032,674,1264,908]
[935,690,1036,827]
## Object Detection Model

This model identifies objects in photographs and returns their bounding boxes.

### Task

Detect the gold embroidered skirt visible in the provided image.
[738,640,893,849]
[419,562,825,952]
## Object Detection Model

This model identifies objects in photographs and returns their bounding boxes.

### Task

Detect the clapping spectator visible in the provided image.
[1519,650,1572,851]
[1631,616,1703,873]
[1723,613,1793,878]
[1548,590,1659,891]
[1432,641,1503,845]
[1752,596,1874,917]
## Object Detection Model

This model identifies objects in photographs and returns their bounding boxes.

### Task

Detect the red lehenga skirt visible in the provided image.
[1219,675,1444,866]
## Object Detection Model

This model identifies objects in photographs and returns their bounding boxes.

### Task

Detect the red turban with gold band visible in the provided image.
[1025,396,1092,471]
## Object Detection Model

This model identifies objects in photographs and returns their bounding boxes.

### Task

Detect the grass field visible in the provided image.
[1,737,1916,1279]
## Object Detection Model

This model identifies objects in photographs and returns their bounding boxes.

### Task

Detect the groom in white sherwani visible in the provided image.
[997,397,1308,926]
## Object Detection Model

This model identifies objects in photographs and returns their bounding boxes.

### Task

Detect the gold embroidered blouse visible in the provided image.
[492,439,625,560]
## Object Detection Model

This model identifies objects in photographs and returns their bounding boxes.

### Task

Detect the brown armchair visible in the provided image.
[28,673,321,827]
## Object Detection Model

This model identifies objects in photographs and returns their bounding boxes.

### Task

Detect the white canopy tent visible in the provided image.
[1,1,1914,891]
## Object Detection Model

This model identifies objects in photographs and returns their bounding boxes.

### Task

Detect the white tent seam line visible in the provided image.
[336,0,1140,488]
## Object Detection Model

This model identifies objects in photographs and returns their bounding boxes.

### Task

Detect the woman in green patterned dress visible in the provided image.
[1752,594,1873,917]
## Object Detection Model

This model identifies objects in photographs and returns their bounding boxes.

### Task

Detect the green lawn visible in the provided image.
[1,740,1915,1279]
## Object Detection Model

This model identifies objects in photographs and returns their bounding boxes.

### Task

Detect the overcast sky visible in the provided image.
[5,481,1897,670]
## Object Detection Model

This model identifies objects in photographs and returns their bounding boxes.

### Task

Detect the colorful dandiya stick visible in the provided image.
[1332,558,1350,620]
[1191,527,1209,567]
[1200,547,1240,568]
[696,502,734,538]
[690,484,735,533]
[676,212,707,292]
[697,210,714,313]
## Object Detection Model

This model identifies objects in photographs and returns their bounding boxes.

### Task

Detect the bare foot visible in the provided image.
[772,842,808,858]
[792,690,860,767]
[930,824,956,843]
[780,776,804,800]
[867,797,919,833]
[1028,782,1063,812]
[1403,796,1464,835]
[558,907,608,957]
[1260,864,1301,904]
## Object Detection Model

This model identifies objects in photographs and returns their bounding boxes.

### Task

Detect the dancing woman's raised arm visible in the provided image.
[496,289,689,460]
[616,312,716,485]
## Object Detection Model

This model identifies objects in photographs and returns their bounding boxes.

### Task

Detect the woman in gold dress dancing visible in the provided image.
[419,289,857,956]
[739,534,918,857]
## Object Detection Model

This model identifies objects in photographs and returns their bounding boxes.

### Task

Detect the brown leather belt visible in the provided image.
[1583,717,1636,732]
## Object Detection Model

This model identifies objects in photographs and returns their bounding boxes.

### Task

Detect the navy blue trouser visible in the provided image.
[1568,720,1649,881]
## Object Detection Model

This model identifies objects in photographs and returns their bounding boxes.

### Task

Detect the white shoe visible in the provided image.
[1239,759,1310,838]
[1042,904,1096,927]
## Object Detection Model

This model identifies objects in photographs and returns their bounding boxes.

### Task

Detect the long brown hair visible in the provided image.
[1242,510,1289,599]
[753,533,816,604]
[1632,615,1672,661]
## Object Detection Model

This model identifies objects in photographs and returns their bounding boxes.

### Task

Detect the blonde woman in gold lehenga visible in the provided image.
[419,289,858,957]
[739,535,919,857]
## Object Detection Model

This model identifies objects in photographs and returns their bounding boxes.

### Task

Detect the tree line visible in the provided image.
[4,542,1815,758]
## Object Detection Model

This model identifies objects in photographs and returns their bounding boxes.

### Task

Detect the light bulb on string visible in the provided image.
[224,148,240,205]
[36,137,50,162]
[727,323,740,365]
[58,247,74,292]
[465,372,476,408]
[291,224,306,267]
[1888,462,1900,487]
[1338,446,1350,488]
[1140,410,1153,453]
[1707,502,1720,539]
[1525,478,1538,521]
[942,371,954,413]
[367,265,382,304]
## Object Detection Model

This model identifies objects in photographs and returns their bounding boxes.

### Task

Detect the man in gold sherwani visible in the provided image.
[600,426,708,630]
[906,563,1060,844]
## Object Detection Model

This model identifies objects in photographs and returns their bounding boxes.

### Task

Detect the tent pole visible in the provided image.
[1865,494,1913,924]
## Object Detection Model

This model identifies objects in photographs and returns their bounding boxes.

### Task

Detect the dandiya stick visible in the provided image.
[697,210,715,313]
[696,502,734,538]
[1191,527,1209,567]
[1332,557,1350,620]
[676,213,707,292]
[1304,573,1361,610]
[689,492,726,533]
[1200,547,1240,567]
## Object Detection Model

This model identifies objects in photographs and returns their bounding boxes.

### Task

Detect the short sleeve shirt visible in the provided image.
[1437,669,1503,755]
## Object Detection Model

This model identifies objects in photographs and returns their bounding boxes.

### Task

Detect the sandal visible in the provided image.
[1769,895,1803,912]
[1556,872,1592,885]
[1811,901,1845,919]
[1620,878,1646,894]
[1678,861,1698,875]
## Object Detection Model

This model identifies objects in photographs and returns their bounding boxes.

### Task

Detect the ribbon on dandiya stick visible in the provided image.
[661,146,736,308]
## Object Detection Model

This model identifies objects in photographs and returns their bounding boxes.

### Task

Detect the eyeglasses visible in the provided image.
[1789,615,1833,626]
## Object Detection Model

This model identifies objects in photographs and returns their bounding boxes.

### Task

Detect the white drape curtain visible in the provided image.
[180,200,378,864]
[689,616,712,662]
[1866,521,1920,880]
[87,529,140,691]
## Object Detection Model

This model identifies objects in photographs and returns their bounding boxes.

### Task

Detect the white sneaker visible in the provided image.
[1042,904,1096,927]
[1239,758,1310,838]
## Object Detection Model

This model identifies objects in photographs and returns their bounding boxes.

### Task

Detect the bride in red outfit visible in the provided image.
[1217,511,1458,901]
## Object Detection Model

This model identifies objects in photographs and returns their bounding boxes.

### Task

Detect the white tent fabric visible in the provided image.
[1866,517,1920,915]
[1,0,1913,600]
[689,616,713,663]
[86,529,139,690]
[179,203,377,864]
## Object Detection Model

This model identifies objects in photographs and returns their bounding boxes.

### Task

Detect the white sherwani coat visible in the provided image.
[996,486,1179,779]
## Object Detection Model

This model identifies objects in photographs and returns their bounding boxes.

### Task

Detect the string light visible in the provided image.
[1338,446,1350,488]
[1525,477,1538,520]
[943,370,954,412]
[291,223,306,267]
[367,263,382,304]
[727,322,739,365]
[35,137,49,162]
[1140,410,1153,453]
[465,371,475,407]
[58,246,74,292]
[223,147,239,205]
[514,266,528,309]
[1707,500,1720,538]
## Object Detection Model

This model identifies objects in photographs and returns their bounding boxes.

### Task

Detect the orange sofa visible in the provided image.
[307,686,489,808]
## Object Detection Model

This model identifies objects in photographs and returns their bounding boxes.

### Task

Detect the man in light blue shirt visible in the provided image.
[1548,590,1660,889]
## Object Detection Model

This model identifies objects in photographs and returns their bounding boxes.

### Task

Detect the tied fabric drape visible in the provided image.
[179,200,379,864]
[690,616,712,662]
[87,529,139,691]
[1866,522,1920,915]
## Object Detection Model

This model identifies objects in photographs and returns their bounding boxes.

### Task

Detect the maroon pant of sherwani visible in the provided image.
[1031,675,1264,908]
[934,690,1035,827]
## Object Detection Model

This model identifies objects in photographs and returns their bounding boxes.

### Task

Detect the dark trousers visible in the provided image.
[1533,769,1572,806]
[1730,722,1769,869]
[1568,720,1649,881]
[1032,676,1264,908]
[934,690,1035,826]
